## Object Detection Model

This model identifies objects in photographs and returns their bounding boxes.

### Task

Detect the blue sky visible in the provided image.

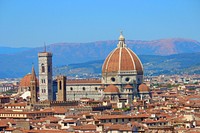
[0,0,200,47]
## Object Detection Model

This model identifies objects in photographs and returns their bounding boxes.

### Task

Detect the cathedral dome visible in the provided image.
[104,84,119,93]
[20,73,38,87]
[102,33,143,75]
[138,84,150,93]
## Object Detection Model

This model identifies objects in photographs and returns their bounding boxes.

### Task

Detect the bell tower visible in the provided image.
[38,47,53,101]
[57,75,66,101]
[30,66,38,104]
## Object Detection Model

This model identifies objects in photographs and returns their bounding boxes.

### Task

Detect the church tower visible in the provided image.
[38,48,53,101]
[57,75,66,101]
[30,66,38,104]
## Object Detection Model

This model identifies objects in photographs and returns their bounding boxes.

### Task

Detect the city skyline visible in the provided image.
[0,0,200,47]
[0,1,200,132]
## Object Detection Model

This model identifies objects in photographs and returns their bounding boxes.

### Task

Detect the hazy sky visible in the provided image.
[0,0,200,47]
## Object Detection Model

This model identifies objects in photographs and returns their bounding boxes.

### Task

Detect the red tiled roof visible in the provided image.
[52,107,67,114]
[124,84,133,89]
[96,114,150,120]
[102,45,143,74]
[139,83,150,92]
[23,129,69,133]
[19,73,39,87]
[40,116,60,123]
[0,121,8,127]
[72,124,96,131]
[104,84,119,93]
[5,102,27,107]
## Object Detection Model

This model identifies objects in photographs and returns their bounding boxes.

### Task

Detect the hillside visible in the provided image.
[53,53,200,77]
[0,38,200,78]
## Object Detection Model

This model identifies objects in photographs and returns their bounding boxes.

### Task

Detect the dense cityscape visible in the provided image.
[0,34,199,133]
[1,1,200,133]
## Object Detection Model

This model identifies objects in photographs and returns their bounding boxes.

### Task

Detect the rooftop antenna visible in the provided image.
[44,42,46,52]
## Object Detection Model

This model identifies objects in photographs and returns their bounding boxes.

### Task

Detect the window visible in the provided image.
[59,81,62,90]
[70,87,73,91]
[83,87,85,91]
[41,79,46,83]
[43,89,46,93]
[95,87,98,91]
[125,77,130,82]
[41,64,45,73]
[111,77,115,82]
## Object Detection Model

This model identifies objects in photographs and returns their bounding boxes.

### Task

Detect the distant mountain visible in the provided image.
[127,38,200,55]
[0,46,32,54]
[53,52,200,77]
[0,38,200,78]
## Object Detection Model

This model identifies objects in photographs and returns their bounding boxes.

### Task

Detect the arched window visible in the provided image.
[41,64,45,73]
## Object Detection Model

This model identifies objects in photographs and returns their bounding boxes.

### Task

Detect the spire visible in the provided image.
[31,64,36,81]
[117,31,126,48]
[30,64,38,104]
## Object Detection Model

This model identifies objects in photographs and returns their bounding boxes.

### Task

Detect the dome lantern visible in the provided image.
[117,31,126,48]
[102,33,143,74]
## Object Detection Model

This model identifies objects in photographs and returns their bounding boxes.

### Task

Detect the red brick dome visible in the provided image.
[138,84,150,93]
[102,34,143,74]
[20,73,38,87]
[104,84,119,93]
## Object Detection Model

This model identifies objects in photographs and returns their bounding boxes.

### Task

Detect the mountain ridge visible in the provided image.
[0,38,200,78]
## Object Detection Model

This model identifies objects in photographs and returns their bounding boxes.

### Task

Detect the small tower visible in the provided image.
[38,46,53,101]
[57,75,66,101]
[30,66,38,104]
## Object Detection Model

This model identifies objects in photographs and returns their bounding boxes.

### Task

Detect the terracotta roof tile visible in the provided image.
[102,42,143,74]
[20,73,39,87]
[139,83,150,92]
[124,84,133,89]
[104,84,119,93]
